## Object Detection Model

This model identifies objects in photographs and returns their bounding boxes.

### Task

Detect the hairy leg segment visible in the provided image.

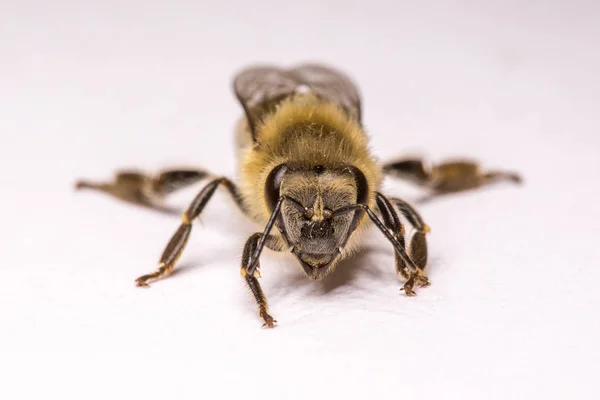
[75,169,211,209]
[240,233,285,328]
[383,158,522,199]
[375,192,430,296]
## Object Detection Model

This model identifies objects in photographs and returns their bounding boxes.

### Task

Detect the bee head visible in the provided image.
[265,163,368,280]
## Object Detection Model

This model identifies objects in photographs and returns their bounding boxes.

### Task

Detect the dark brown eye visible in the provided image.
[347,166,369,204]
[323,208,332,219]
[264,164,288,212]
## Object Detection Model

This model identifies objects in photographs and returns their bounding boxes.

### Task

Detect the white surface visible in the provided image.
[1,1,599,399]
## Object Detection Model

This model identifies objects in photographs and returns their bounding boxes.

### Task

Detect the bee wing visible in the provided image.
[290,64,362,121]
[233,66,300,138]
[233,64,362,141]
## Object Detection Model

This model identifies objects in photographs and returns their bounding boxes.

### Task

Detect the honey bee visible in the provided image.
[76,63,521,327]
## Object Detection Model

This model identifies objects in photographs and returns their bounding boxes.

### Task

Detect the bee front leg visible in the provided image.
[135,177,244,287]
[240,233,284,328]
[375,193,430,296]
[382,158,521,199]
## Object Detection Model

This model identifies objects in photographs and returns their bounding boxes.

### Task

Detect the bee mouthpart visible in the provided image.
[295,252,339,280]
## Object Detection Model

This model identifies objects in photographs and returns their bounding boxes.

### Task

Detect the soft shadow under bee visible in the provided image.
[266,245,390,298]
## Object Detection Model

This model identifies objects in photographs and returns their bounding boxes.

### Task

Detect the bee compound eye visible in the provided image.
[264,164,288,211]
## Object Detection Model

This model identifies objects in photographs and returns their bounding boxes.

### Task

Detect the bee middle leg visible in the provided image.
[134,177,245,287]
[375,193,430,296]
[382,158,522,198]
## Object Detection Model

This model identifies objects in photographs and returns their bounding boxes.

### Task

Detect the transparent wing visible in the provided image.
[233,66,300,137]
[233,64,362,141]
[290,64,362,121]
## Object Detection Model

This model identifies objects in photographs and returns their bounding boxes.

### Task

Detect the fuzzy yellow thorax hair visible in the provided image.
[239,94,382,224]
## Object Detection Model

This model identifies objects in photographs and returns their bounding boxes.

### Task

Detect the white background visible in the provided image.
[1,0,599,399]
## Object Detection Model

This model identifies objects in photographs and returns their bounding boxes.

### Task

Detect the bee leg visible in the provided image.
[481,170,523,186]
[382,158,521,196]
[241,233,284,328]
[75,171,159,207]
[382,159,431,186]
[386,196,431,294]
[375,193,430,296]
[348,202,424,288]
[389,197,431,234]
[134,177,243,287]
[400,230,430,295]
[75,168,225,210]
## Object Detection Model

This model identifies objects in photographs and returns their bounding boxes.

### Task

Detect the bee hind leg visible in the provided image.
[75,168,211,212]
[382,158,522,200]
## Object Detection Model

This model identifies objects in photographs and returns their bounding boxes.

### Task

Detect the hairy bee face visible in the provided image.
[277,168,360,280]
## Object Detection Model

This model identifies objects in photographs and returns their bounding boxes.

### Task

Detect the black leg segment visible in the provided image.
[240,233,283,328]
[375,193,430,296]
[134,177,245,287]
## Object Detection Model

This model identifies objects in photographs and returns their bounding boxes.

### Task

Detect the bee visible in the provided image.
[76,63,521,327]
